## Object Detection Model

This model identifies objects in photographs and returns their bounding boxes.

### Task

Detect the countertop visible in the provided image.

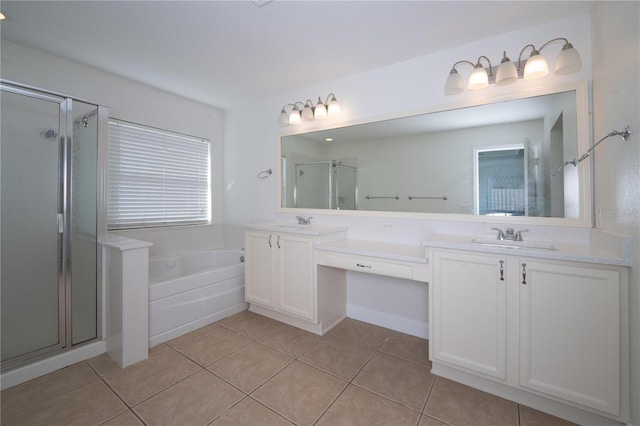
[315,239,428,264]
[244,222,348,236]
[422,234,631,267]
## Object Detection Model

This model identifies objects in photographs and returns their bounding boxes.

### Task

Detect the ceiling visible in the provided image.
[0,1,593,109]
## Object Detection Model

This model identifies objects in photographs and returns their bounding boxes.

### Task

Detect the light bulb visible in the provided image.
[495,51,518,86]
[314,97,327,119]
[327,97,340,115]
[554,43,581,74]
[523,50,548,80]
[289,107,301,124]
[444,68,464,95]
[467,65,489,90]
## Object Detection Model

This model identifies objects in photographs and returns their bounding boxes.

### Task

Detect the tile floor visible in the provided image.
[1,311,576,426]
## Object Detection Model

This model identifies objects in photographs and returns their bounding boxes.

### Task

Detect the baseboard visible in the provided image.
[347,303,429,339]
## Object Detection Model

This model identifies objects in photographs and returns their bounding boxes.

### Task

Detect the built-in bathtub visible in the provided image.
[148,250,247,347]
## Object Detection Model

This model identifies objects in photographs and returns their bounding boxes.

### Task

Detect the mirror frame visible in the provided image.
[277,81,592,228]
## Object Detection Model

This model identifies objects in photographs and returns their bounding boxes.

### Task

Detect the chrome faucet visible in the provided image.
[296,216,313,225]
[491,227,529,241]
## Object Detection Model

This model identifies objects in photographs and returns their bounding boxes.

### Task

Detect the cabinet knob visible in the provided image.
[521,263,527,285]
[499,260,504,281]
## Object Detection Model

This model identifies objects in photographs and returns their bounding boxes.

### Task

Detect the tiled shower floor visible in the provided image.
[1,311,575,425]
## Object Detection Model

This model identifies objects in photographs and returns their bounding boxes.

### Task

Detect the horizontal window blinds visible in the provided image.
[107,120,211,229]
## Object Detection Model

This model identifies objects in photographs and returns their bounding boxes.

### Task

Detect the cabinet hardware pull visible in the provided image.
[268,234,272,248]
[356,263,372,268]
[521,263,527,285]
[277,235,281,249]
[499,260,504,281]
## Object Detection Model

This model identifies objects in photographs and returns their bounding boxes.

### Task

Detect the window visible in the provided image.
[107,120,210,229]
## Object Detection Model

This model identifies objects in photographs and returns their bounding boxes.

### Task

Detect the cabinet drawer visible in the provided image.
[324,254,414,280]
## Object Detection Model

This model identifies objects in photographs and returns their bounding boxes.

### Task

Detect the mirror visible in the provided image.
[280,83,590,223]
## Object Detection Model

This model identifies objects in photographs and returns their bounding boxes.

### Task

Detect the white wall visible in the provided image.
[225,13,594,337]
[591,3,640,425]
[1,40,228,255]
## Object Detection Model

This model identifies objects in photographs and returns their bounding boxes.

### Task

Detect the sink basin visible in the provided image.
[471,238,556,251]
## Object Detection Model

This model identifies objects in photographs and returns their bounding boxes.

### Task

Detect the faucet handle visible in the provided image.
[514,229,529,241]
[490,227,505,240]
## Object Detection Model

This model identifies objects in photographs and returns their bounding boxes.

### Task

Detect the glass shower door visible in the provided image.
[1,87,65,362]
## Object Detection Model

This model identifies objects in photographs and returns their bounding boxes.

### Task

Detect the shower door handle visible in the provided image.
[57,213,64,233]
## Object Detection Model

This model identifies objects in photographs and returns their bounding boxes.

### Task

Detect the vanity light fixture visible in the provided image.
[279,94,340,125]
[445,38,581,95]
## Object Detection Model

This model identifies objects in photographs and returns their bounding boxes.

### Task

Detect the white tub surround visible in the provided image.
[424,233,630,425]
[103,236,152,368]
[148,250,247,347]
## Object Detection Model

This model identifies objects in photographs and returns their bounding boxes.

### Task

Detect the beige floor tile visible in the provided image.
[222,312,284,340]
[424,377,518,426]
[2,380,126,426]
[210,397,294,426]
[519,404,578,426]
[251,361,347,426]
[380,331,430,366]
[172,326,251,366]
[102,347,201,406]
[165,323,220,347]
[316,384,420,426]
[299,334,375,381]
[419,414,449,426]
[100,410,145,426]
[0,362,99,420]
[329,317,392,350]
[133,370,244,426]
[257,323,320,357]
[214,309,254,326]
[353,351,435,411]
[87,353,122,377]
[208,342,292,393]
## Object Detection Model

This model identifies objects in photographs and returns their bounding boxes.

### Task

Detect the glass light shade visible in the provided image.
[444,69,464,95]
[278,109,289,126]
[301,105,314,121]
[495,53,518,86]
[523,51,548,80]
[328,98,340,115]
[467,65,489,90]
[289,108,301,124]
[314,100,328,119]
[554,44,581,74]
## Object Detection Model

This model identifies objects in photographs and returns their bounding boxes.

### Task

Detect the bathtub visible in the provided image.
[148,250,247,347]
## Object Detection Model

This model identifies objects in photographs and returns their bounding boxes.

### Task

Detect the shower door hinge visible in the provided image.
[57,213,64,233]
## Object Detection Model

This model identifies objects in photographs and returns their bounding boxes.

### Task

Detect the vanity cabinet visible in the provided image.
[244,230,315,320]
[429,247,628,420]
[243,225,348,334]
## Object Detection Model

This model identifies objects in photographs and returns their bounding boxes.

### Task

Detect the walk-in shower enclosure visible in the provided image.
[294,161,357,210]
[1,81,107,371]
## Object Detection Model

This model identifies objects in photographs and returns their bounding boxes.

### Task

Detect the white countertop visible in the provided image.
[102,235,153,251]
[244,222,348,236]
[423,234,631,267]
[315,239,428,264]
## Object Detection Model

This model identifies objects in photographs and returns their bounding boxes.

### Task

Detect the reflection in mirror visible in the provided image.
[281,88,583,219]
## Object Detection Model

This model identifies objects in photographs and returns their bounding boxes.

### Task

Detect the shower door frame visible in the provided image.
[0,80,108,370]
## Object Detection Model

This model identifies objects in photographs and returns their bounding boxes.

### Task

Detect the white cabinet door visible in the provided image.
[432,249,507,380]
[276,233,315,321]
[244,230,316,321]
[518,260,621,416]
[244,230,275,308]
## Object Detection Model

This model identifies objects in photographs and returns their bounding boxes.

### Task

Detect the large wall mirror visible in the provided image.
[280,82,591,226]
